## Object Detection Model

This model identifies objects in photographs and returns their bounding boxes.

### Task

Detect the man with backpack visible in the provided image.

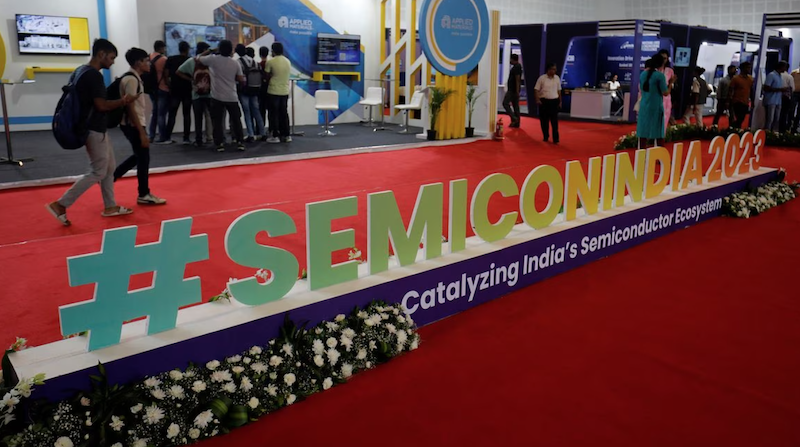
[147,40,172,144]
[112,47,167,206]
[258,46,271,126]
[235,44,266,142]
[197,40,246,152]
[164,41,193,145]
[177,41,214,147]
[46,39,137,226]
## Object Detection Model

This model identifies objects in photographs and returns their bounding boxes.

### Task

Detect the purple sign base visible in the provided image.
[20,171,775,402]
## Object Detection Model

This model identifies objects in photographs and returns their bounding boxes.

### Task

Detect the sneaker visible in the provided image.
[154,139,175,145]
[259,135,269,142]
[243,136,254,143]
[237,142,246,151]
[216,144,225,152]
[182,139,191,146]
[193,141,204,148]
[284,136,293,143]
[137,194,167,205]
[266,137,280,144]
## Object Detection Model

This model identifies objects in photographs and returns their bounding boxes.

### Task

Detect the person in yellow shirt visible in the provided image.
[265,42,292,143]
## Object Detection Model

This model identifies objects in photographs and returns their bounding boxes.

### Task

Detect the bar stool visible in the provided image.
[315,90,339,136]
[394,90,425,133]
[359,87,383,126]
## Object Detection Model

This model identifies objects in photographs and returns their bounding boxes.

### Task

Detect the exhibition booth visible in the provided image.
[0,0,496,176]
[498,19,762,124]
[750,12,798,130]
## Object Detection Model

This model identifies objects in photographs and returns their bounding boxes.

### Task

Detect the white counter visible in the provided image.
[570,89,614,120]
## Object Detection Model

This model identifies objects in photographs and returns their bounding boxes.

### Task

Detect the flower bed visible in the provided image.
[614,124,800,151]
[1,301,419,447]
[722,180,798,218]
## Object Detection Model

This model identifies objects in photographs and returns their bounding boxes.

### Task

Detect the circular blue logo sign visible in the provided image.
[419,0,490,77]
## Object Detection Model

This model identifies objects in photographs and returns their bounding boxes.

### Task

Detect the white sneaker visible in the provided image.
[267,137,280,144]
[138,193,167,205]
[284,136,293,143]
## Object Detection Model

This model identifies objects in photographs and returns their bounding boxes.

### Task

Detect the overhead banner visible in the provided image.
[419,0,490,76]
[596,36,673,83]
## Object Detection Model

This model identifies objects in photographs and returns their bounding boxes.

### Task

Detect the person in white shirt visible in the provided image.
[534,62,562,144]
[779,60,795,132]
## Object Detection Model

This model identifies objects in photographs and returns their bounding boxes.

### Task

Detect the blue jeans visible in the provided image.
[239,93,265,138]
[149,90,170,142]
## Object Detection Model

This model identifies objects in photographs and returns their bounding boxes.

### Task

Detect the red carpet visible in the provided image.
[2,116,800,446]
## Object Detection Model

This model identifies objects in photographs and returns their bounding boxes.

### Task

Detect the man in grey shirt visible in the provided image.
[197,40,245,152]
[713,65,736,127]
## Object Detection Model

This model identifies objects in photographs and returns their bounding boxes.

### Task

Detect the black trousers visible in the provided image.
[713,99,730,126]
[211,99,244,146]
[268,94,290,138]
[192,97,211,145]
[166,93,192,141]
[503,91,520,124]
[259,89,270,127]
[539,98,560,142]
[114,125,150,198]
[731,102,749,129]
[779,95,793,133]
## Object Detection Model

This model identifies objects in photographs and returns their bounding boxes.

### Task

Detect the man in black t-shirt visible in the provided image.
[503,54,523,128]
[165,41,193,144]
[47,39,138,226]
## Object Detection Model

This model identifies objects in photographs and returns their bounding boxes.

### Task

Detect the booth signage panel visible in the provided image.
[596,36,672,83]
[419,0,490,76]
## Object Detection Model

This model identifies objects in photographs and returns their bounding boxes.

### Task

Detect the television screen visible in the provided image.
[165,22,226,56]
[674,47,691,67]
[16,14,90,55]
[317,33,360,65]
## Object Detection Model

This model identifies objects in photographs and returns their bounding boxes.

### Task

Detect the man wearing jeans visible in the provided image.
[534,62,562,144]
[47,39,136,226]
[763,61,789,132]
[198,40,245,152]
[729,62,753,129]
[165,41,193,145]
[113,47,166,205]
[235,44,266,142]
[148,40,171,144]
[177,41,214,147]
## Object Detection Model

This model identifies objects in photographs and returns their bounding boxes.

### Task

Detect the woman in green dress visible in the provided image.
[638,54,675,148]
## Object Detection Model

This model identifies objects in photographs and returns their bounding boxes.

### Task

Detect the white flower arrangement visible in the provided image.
[722,180,797,218]
[3,301,419,447]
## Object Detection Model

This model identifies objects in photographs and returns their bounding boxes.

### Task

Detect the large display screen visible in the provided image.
[16,14,90,55]
[317,33,360,65]
[165,22,226,56]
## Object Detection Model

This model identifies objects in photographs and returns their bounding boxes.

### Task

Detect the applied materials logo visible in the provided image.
[420,0,489,76]
[277,15,313,31]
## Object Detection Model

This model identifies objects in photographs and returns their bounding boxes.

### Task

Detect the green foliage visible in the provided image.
[428,87,456,132]
[465,83,485,128]
[614,124,800,151]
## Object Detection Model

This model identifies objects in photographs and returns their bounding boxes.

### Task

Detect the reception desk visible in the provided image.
[570,89,614,120]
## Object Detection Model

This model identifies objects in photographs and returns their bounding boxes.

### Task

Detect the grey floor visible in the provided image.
[0,122,422,185]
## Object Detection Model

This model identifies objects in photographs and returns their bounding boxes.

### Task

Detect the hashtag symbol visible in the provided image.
[60,218,209,351]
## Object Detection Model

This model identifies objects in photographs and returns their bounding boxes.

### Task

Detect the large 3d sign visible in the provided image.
[61,133,766,351]
[419,0,490,76]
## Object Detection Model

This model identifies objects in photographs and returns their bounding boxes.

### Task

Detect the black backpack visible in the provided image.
[240,58,262,95]
[52,65,92,150]
[106,73,138,129]
[142,54,163,94]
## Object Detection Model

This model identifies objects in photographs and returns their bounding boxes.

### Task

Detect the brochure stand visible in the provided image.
[0,80,36,166]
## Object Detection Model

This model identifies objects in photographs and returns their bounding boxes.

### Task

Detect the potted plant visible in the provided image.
[465,83,484,137]
[427,86,455,140]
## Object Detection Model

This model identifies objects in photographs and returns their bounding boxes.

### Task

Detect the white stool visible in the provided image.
[359,87,383,127]
[315,90,339,136]
[394,91,425,134]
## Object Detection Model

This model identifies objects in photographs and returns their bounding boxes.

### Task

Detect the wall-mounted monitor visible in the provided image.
[16,14,90,55]
[674,47,692,67]
[317,33,360,65]
[165,22,226,56]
